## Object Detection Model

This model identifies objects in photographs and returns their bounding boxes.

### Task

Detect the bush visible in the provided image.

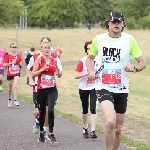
[139,15,150,29]
[126,17,136,29]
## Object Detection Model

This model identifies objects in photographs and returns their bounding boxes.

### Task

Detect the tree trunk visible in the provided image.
[62,21,66,30]
[47,22,53,30]
[72,23,74,29]
[3,22,9,29]
[87,22,92,30]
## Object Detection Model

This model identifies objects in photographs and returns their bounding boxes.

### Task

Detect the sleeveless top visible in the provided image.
[37,56,57,89]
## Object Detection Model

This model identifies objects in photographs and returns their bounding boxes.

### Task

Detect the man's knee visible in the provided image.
[115,125,123,136]
[105,117,116,130]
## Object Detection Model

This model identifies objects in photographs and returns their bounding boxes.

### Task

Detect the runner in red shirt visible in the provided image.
[32,37,62,144]
[54,46,62,58]
[3,43,22,108]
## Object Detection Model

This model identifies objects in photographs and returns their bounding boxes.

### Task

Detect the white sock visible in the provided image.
[83,124,88,129]
[35,119,39,123]
[43,126,47,131]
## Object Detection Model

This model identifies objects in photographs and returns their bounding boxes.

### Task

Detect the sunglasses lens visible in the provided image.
[11,46,17,48]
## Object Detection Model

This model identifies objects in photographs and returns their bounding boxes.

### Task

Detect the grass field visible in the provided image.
[0,28,150,62]
[1,28,150,150]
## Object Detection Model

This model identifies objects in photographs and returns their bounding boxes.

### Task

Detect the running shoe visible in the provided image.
[38,132,46,143]
[43,131,48,139]
[33,121,39,134]
[0,86,3,92]
[83,127,89,138]
[48,134,58,143]
[90,131,98,139]
[14,101,19,106]
[8,100,12,108]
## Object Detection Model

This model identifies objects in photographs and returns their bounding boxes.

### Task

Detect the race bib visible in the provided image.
[9,65,20,74]
[86,77,95,86]
[40,74,56,88]
[102,69,121,88]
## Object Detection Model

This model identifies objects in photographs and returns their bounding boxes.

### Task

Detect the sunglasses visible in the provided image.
[11,46,17,48]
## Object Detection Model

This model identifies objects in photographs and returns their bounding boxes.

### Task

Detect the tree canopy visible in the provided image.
[1,0,150,29]
[0,0,24,28]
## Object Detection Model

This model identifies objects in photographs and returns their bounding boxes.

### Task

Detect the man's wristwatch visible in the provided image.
[134,66,139,72]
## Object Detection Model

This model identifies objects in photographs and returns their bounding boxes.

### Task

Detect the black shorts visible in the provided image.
[7,73,20,81]
[0,70,4,76]
[96,89,128,114]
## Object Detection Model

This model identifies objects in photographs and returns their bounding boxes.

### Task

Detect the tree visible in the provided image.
[82,0,112,29]
[0,0,24,28]
[121,0,150,29]
[27,0,85,29]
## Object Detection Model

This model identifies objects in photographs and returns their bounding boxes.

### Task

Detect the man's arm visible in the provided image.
[124,36,146,72]
[86,55,95,74]
[86,37,98,79]
[135,55,146,72]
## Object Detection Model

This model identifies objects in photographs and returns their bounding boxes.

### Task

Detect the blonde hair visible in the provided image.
[40,37,51,47]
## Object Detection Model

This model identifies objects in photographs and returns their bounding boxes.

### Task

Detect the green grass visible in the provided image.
[2,74,150,150]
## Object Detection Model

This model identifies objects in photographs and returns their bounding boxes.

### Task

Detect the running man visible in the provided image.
[75,41,100,139]
[86,11,146,150]
[0,49,6,92]
[3,43,23,107]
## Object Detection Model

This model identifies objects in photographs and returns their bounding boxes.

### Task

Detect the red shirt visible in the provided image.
[54,49,62,58]
[4,53,22,76]
[27,53,57,92]
[37,56,57,90]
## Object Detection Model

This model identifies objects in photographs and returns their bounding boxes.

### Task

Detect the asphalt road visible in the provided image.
[0,63,135,150]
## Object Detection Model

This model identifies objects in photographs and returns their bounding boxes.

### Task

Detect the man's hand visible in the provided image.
[124,64,136,73]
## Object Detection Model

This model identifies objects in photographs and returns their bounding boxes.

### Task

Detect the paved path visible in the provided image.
[0,63,135,150]
[0,92,134,150]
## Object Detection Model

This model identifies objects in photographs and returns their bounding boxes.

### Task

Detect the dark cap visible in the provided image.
[109,11,124,22]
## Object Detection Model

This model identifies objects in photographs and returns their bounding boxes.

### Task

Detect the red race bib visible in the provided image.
[102,69,121,88]
[9,65,20,74]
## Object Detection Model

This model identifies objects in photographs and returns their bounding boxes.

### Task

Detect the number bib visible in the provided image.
[9,65,20,74]
[86,77,95,86]
[102,69,121,88]
[40,74,56,88]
